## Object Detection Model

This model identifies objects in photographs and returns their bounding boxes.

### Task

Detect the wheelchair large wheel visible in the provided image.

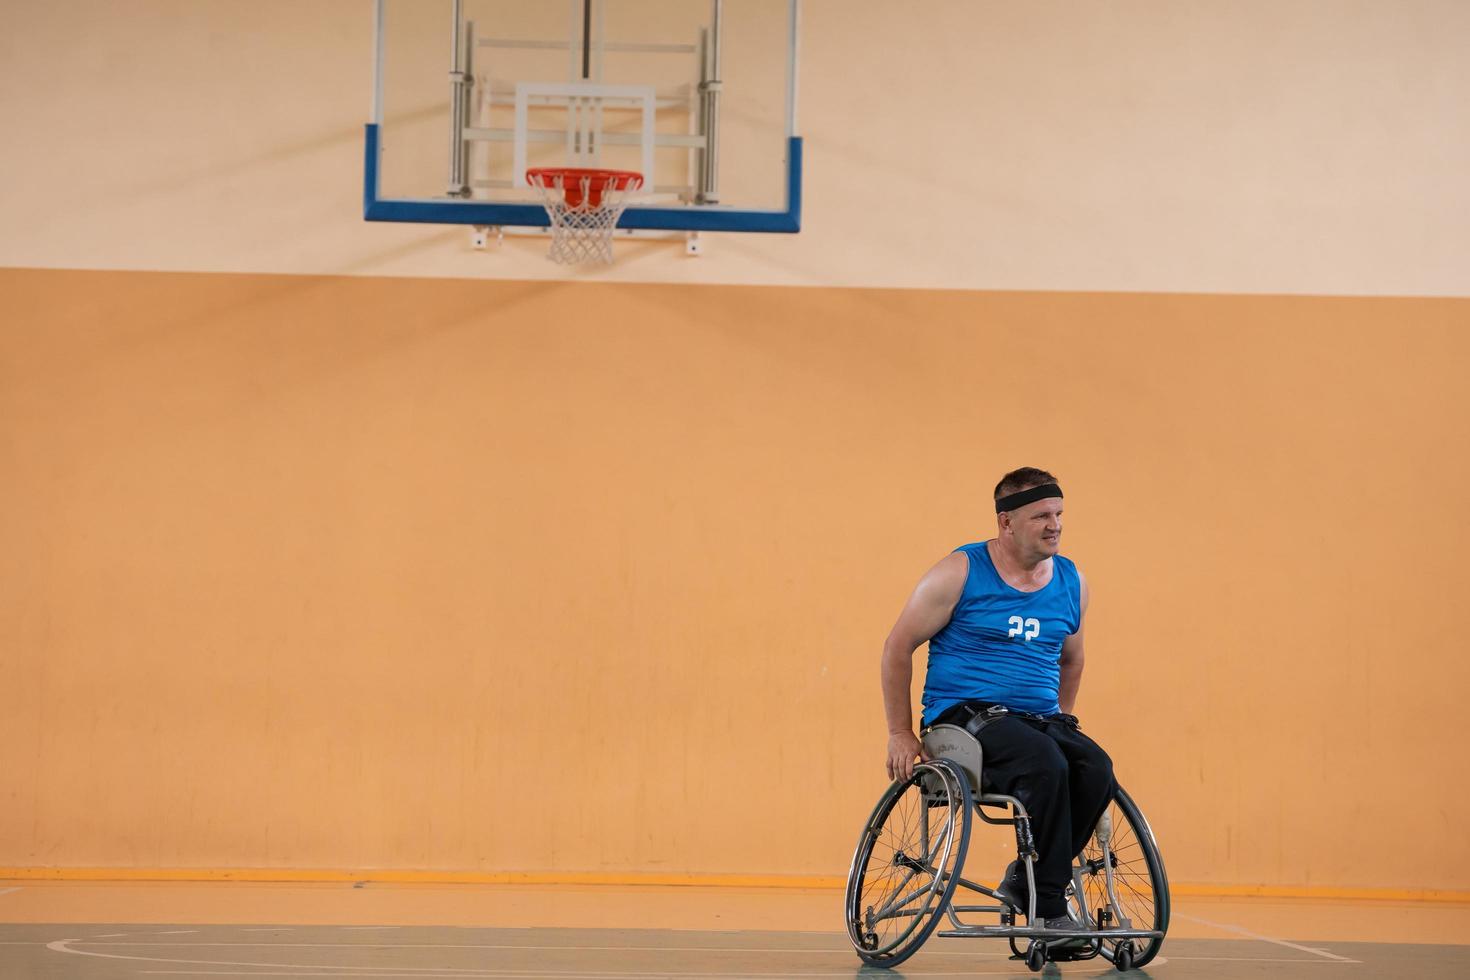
[844,759,972,967]
[1073,784,1169,968]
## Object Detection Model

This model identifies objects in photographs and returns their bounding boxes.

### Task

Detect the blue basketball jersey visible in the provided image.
[920,542,1082,725]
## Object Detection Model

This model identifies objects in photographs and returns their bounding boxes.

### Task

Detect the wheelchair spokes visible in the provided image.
[1072,785,1170,968]
[845,760,973,966]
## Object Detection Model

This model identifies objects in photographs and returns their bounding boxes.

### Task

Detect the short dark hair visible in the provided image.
[994,467,1059,500]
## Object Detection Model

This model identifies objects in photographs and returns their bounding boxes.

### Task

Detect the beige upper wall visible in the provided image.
[2,0,1468,295]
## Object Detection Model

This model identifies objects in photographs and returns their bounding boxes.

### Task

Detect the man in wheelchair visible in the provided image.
[879,467,1115,936]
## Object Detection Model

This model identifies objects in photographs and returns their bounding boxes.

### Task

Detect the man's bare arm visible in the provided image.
[1057,571,1090,715]
[880,552,967,780]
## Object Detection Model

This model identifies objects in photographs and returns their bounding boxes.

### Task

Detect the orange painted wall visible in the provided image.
[2,267,1468,892]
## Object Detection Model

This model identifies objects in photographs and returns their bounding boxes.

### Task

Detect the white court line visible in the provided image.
[48,938,497,975]
[48,940,1014,978]
[0,887,22,897]
[1175,913,1359,963]
[135,973,1017,979]
[1166,956,1356,963]
[155,929,199,934]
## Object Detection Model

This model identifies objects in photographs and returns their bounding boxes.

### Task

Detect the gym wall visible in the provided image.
[2,2,1468,897]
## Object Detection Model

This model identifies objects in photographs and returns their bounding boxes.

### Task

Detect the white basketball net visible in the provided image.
[527,171,644,265]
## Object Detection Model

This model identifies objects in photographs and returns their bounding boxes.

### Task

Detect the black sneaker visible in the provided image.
[1042,914,1092,957]
[994,860,1029,910]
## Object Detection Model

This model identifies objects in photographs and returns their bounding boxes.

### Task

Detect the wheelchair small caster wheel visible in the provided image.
[1025,940,1046,972]
[1114,940,1135,972]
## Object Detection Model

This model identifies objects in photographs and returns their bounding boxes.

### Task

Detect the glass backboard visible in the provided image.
[367,0,801,233]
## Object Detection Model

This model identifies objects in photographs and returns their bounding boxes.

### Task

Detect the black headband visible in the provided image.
[995,483,1063,513]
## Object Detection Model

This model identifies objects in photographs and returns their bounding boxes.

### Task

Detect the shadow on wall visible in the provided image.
[4,268,565,456]
[69,103,445,213]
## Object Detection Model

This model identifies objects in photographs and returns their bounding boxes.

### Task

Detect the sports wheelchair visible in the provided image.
[844,723,1169,972]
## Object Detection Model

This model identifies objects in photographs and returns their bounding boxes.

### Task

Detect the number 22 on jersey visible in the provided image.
[1007,616,1040,641]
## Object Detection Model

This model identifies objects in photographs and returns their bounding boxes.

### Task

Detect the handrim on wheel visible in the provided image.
[1072,784,1170,968]
[843,759,973,966]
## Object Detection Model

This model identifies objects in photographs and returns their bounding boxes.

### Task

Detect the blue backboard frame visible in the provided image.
[362,125,802,233]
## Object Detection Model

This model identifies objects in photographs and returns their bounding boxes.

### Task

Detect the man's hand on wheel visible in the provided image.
[886,731,931,782]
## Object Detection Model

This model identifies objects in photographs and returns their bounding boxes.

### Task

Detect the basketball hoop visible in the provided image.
[525,168,644,265]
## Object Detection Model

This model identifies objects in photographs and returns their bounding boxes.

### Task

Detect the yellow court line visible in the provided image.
[0,868,846,889]
[1,868,1467,904]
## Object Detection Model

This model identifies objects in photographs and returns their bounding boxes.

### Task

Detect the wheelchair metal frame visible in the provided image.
[845,724,1168,973]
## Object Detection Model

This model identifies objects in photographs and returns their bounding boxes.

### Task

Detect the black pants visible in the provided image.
[934,704,1116,919]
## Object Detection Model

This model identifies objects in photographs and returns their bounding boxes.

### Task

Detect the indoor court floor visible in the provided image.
[2,881,1466,979]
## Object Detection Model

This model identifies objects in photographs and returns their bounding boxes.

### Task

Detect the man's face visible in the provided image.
[1005,497,1063,558]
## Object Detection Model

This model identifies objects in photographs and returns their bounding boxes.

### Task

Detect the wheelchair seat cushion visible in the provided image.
[921,724,983,795]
